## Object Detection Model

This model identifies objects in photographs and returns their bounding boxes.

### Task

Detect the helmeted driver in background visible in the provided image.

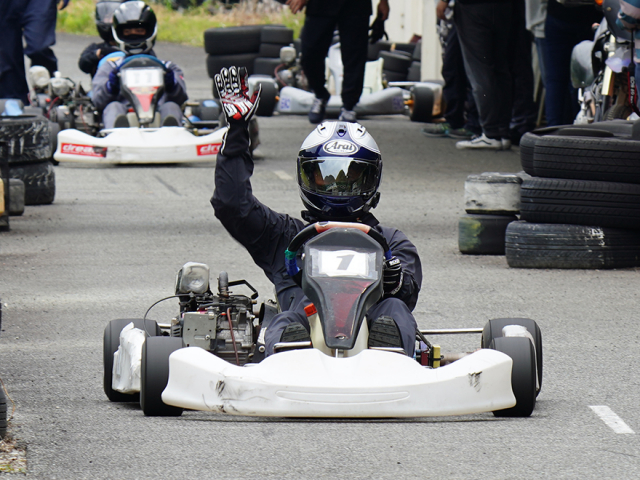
[211,66,422,357]
[92,1,187,129]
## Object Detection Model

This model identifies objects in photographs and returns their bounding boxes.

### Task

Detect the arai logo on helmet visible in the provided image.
[323,140,357,155]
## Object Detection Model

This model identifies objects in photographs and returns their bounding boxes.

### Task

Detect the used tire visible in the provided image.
[459,214,517,255]
[505,220,640,269]
[464,172,522,214]
[368,40,392,61]
[103,318,161,403]
[255,80,278,117]
[8,178,25,216]
[533,135,640,184]
[0,386,6,439]
[519,132,539,176]
[204,25,262,55]
[520,177,640,229]
[0,115,51,162]
[407,61,421,82]
[260,26,293,45]
[140,336,184,417]
[206,53,260,79]
[259,43,286,58]
[253,57,282,77]
[409,84,434,123]
[9,160,56,205]
[380,50,412,74]
[383,70,407,82]
[482,317,543,396]
[490,336,537,417]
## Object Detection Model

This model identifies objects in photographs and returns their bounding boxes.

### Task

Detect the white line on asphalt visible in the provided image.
[589,406,635,434]
[273,170,293,180]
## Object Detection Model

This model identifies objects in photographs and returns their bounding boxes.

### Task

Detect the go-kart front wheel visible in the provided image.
[140,336,184,417]
[490,336,536,417]
[409,84,434,123]
[103,318,160,403]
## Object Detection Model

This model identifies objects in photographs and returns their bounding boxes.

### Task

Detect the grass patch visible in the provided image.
[57,0,303,47]
[0,437,27,474]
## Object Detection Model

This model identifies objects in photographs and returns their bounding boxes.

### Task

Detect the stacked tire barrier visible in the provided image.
[459,172,522,255]
[204,25,294,92]
[369,40,421,83]
[0,115,54,217]
[507,121,640,269]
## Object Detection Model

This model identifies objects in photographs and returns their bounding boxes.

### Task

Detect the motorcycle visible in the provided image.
[103,222,542,418]
[572,0,636,123]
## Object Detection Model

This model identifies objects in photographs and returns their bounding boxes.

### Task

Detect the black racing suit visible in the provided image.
[210,122,422,356]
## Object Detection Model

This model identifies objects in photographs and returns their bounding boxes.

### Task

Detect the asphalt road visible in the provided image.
[0,33,639,479]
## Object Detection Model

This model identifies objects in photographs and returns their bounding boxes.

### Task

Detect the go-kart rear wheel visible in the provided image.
[491,336,536,417]
[140,336,184,417]
[482,317,542,396]
[103,318,160,403]
[409,84,434,123]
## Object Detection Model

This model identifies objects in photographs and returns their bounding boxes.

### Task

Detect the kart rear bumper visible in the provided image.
[162,347,516,417]
[53,126,227,164]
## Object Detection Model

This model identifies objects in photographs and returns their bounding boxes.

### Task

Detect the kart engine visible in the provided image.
[171,269,258,366]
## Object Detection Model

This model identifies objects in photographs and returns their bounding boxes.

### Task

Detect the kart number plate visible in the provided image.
[311,249,376,279]
[121,68,163,88]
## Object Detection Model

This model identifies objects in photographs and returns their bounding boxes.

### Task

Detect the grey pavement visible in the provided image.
[0,32,638,479]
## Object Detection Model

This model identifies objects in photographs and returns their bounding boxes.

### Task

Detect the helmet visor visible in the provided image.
[299,158,379,197]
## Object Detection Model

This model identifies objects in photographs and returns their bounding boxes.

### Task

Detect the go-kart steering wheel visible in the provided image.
[285,221,392,279]
[118,54,167,71]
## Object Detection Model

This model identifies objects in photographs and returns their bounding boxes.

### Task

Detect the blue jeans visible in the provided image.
[543,14,594,126]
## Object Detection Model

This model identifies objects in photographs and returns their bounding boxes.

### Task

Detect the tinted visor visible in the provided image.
[96,2,122,23]
[299,158,379,197]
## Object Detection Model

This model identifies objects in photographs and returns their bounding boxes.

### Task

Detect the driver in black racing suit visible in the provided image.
[211,67,422,356]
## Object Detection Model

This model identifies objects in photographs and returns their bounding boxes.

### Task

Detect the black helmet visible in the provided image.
[95,1,124,43]
[297,121,382,221]
[112,1,157,55]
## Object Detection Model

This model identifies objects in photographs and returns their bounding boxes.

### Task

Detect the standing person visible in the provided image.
[286,0,390,124]
[0,0,70,105]
[454,0,514,150]
[542,0,600,126]
[211,66,422,357]
[422,0,480,139]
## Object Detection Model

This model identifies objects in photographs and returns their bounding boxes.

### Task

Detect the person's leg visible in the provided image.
[264,304,310,356]
[22,0,58,75]
[337,14,369,111]
[300,15,338,102]
[0,0,29,103]
[366,298,417,357]
[158,101,183,126]
[103,102,128,129]
[442,24,469,130]
[455,2,513,141]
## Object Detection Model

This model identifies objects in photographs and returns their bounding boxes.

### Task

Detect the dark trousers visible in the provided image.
[543,14,593,126]
[265,293,417,357]
[455,1,514,139]
[441,23,480,134]
[509,0,537,140]
[0,0,58,104]
[300,14,370,110]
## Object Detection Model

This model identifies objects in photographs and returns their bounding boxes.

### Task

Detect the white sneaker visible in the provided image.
[501,138,512,150]
[338,108,357,122]
[456,133,504,150]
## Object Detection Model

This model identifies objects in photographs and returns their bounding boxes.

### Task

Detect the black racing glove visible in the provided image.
[214,66,261,124]
[383,256,403,297]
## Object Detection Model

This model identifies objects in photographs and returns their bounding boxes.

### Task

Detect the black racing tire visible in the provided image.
[406,61,421,82]
[458,214,517,255]
[482,317,543,396]
[533,135,640,184]
[0,115,52,162]
[140,336,184,417]
[520,177,640,229]
[253,57,282,77]
[260,26,293,45]
[392,43,416,55]
[259,43,286,58]
[383,70,408,83]
[490,336,536,417]
[368,40,392,61]
[0,385,7,439]
[255,80,278,117]
[206,53,260,79]
[9,161,55,206]
[505,220,640,269]
[409,84,434,123]
[380,50,412,74]
[103,318,161,403]
[190,100,220,121]
[204,25,263,56]
[412,40,422,61]
[519,132,539,176]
